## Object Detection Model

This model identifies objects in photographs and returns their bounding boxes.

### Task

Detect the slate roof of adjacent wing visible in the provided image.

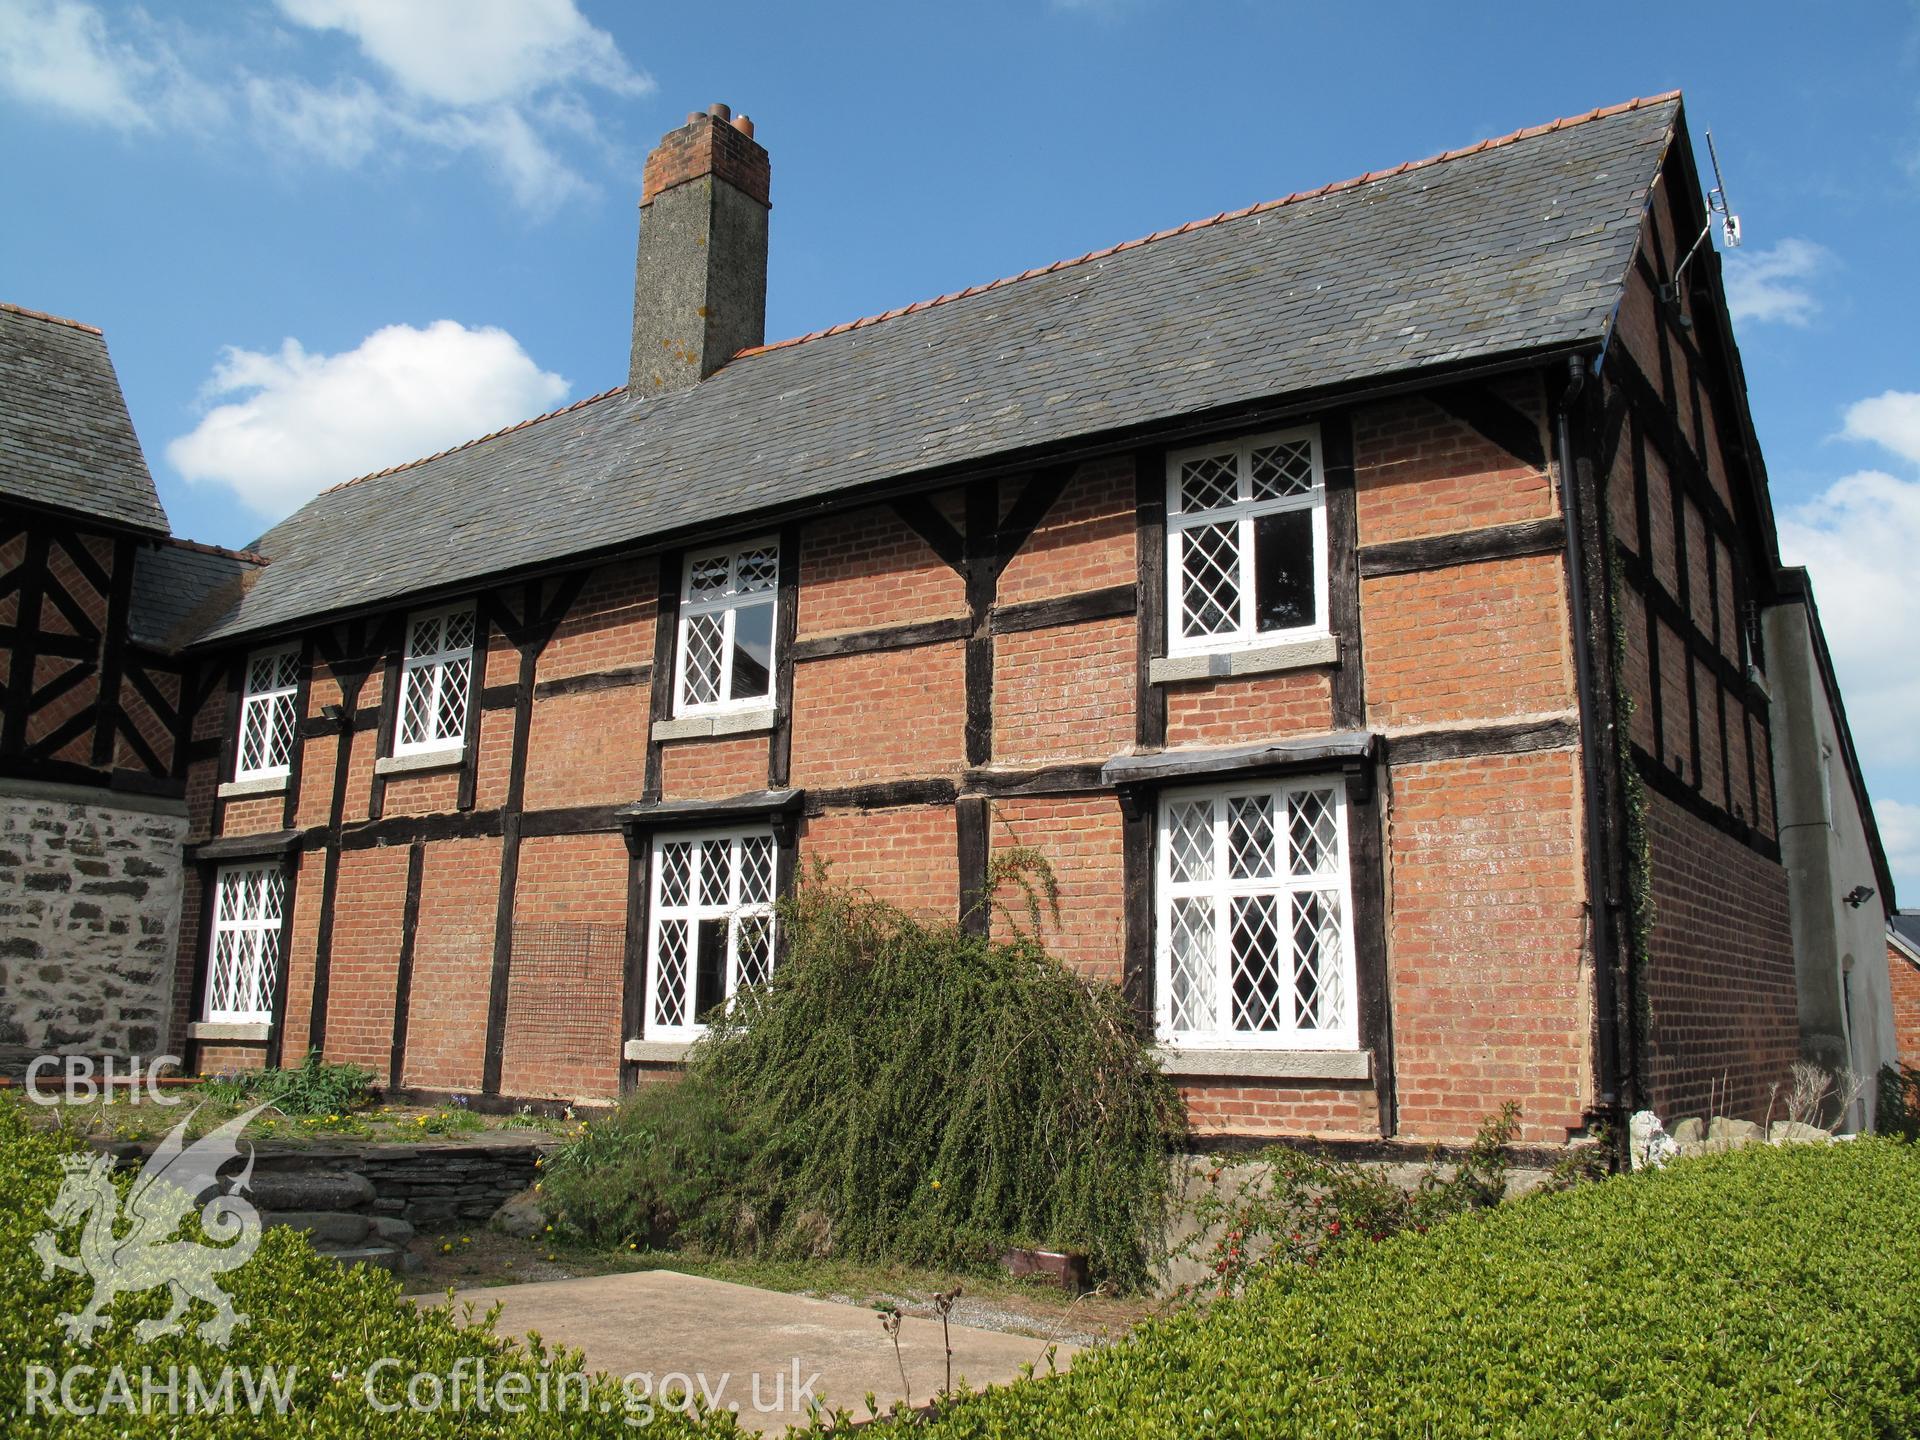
[128,539,266,651]
[0,304,169,535]
[1892,913,1920,963]
[190,93,1682,645]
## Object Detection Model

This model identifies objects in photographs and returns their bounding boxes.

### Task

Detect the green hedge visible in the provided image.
[0,1101,732,1436]
[866,1138,1920,1438]
[12,1090,1915,1437]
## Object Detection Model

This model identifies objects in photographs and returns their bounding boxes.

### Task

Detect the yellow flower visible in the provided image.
[931,1180,941,1190]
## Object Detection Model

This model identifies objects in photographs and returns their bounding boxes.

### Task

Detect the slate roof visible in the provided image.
[1892,913,1920,964]
[0,303,169,535]
[191,92,1682,646]
[129,539,266,651]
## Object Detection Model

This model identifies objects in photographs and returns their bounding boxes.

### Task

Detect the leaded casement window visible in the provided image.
[235,646,300,779]
[204,863,286,1023]
[674,538,779,715]
[1165,425,1327,653]
[1156,777,1357,1049]
[395,605,476,755]
[644,827,778,1039]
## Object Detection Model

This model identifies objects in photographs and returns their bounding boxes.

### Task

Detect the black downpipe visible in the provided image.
[1555,353,1627,1122]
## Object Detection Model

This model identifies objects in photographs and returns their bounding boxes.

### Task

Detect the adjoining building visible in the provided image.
[1764,570,1899,1128]
[1890,914,1920,1069]
[1,92,1900,1147]
[0,302,259,1070]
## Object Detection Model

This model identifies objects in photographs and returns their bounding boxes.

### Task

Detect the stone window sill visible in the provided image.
[188,1020,271,1044]
[1151,1046,1370,1081]
[623,1038,693,1064]
[375,746,464,777]
[650,706,778,743]
[217,774,288,800]
[1150,634,1339,684]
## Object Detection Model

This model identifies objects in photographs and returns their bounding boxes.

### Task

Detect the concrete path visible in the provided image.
[444,1271,1075,1432]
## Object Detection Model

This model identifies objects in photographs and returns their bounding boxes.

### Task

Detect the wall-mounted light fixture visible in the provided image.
[1843,885,1875,910]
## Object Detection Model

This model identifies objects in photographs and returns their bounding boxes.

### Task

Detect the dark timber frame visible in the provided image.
[887,463,1077,932]
[305,617,383,1053]
[479,575,588,1096]
[0,513,189,792]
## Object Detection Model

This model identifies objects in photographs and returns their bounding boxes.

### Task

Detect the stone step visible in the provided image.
[370,1214,415,1245]
[315,1241,420,1276]
[262,1210,373,1245]
[247,1169,377,1213]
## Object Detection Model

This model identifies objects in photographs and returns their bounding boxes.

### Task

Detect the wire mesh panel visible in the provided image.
[504,922,626,1062]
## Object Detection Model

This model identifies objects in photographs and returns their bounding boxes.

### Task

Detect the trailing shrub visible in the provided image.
[544,871,1185,1287]
[197,1050,374,1117]
[0,1099,728,1436]
[855,1138,1920,1438]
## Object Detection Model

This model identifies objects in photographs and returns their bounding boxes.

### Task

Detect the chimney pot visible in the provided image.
[629,103,771,394]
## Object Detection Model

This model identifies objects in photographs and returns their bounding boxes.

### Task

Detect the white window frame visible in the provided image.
[1165,423,1329,656]
[673,536,780,717]
[203,862,286,1024]
[643,826,779,1041]
[393,603,476,757]
[234,644,301,780]
[1155,775,1358,1051]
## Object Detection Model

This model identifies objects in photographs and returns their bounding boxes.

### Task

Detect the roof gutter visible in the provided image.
[1554,350,1632,1128]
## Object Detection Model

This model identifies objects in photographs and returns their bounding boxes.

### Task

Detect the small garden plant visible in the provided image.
[1176,1103,1526,1298]
[1879,1061,1920,1140]
[197,1050,376,1116]
[542,866,1186,1289]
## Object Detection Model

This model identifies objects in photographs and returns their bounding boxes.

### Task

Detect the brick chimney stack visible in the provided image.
[628,103,771,395]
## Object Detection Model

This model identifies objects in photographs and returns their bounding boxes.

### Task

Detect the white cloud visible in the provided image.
[1843,391,1920,467]
[166,321,570,520]
[274,0,648,107]
[259,0,646,211]
[243,77,590,211]
[242,74,388,168]
[0,0,219,130]
[1779,469,1920,770]
[0,0,642,214]
[1878,797,1920,900]
[1724,237,1830,326]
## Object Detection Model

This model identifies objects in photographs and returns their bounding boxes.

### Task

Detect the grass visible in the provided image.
[401,1224,1152,1351]
[15,1087,586,1146]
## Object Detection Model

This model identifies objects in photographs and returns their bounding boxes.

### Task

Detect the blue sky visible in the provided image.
[3,1,1918,893]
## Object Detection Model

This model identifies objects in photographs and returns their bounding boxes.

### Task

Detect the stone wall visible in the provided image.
[102,1135,548,1229]
[0,779,187,1068]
